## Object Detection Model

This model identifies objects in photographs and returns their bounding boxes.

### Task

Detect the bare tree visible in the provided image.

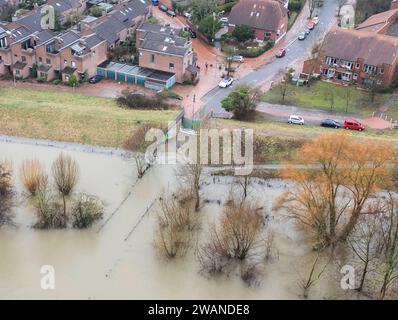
[52,153,79,216]
[20,159,48,196]
[348,212,383,292]
[154,192,199,259]
[0,161,15,226]
[378,194,398,299]
[198,198,271,285]
[299,250,329,299]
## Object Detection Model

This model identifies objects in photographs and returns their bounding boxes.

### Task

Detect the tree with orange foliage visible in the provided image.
[275,133,393,249]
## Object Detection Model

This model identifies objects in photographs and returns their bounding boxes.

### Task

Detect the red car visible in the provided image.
[276,48,286,58]
[343,119,365,131]
[307,21,315,30]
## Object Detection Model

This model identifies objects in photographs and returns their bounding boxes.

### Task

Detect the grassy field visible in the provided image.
[0,87,179,148]
[262,81,390,116]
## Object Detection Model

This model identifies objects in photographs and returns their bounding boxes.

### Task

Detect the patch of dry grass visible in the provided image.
[0,87,180,147]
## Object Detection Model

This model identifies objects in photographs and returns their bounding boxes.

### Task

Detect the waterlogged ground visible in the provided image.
[0,141,347,299]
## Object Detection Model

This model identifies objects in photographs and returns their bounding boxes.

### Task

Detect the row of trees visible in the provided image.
[273,133,398,298]
[0,154,103,229]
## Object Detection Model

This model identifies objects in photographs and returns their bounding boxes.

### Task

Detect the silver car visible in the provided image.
[298,32,307,40]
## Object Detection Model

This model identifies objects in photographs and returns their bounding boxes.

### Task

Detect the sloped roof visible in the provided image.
[112,0,149,27]
[15,9,42,32]
[140,31,188,56]
[323,28,398,66]
[356,8,398,33]
[93,16,125,43]
[228,0,287,32]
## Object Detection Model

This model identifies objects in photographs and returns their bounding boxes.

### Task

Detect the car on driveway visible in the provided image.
[89,75,102,84]
[183,26,196,38]
[321,119,341,129]
[307,21,315,30]
[343,119,365,131]
[219,17,229,25]
[167,10,176,17]
[298,32,307,40]
[159,4,168,12]
[232,55,244,63]
[219,77,234,88]
[276,48,286,58]
[288,115,305,125]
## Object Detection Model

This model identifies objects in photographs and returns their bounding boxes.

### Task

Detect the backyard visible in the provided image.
[262,81,390,116]
[0,87,179,147]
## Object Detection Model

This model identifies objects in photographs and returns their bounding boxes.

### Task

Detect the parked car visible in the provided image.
[321,119,341,129]
[89,75,102,84]
[219,76,234,88]
[232,55,244,63]
[151,0,159,5]
[167,10,176,17]
[305,28,311,35]
[159,4,168,12]
[288,115,305,125]
[184,26,196,38]
[312,16,319,25]
[343,119,365,131]
[276,48,286,58]
[307,21,315,30]
[183,12,192,19]
[219,17,229,24]
[298,32,307,40]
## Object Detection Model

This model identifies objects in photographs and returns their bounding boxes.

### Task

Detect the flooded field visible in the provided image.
[0,140,346,299]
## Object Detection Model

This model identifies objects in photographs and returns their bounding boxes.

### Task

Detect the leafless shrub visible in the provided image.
[71,193,104,229]
[20,159,48,196]
[154,192,199,259]
[0,161,15,226]
[33,186,67,229]
[198,198,271,286]
[52,153,79,196]
[52,153,79,216]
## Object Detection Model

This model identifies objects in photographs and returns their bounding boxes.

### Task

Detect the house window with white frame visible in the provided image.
[363,64,377,74]
[325,56,337,65]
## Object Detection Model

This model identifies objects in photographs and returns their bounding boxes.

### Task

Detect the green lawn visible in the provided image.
[0,87,179,148]
[288,11,298,30]
[262,81,390,117]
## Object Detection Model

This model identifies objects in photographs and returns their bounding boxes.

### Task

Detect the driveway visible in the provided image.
[199,0,341,118]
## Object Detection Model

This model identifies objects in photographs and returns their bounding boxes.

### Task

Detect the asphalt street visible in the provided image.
[199,0,339,118]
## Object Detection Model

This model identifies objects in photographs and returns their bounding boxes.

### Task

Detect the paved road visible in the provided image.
[200,0,339,118]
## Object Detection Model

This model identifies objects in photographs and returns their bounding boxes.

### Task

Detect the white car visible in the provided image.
[219,17,229,24]
[288,115,305,125]
[232,55,244,63]
[312,16,319,25]
[219,77,234,88]
[184,12,192,19]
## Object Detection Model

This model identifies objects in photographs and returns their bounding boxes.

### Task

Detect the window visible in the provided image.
[0,37,7,48]
[340,60,353,69]
[363,64,377,74]
[353,73,358,80]
[326,69,335,78]
[356,63,360,69]
[39,57,42,63]
[21,56,26,62]
[325,56,337,65]
[380,68,384,74]
[169,63,174,70]
[15,69,20,75]
[150,54,155,63]
[46,58,51,65]
[64,60,67,65]
[341,72,352,81]
[71,61,76,68]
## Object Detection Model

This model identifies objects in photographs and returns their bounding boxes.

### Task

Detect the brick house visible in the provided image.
[228,0,288,43]
[302,28,398,88]
[136,23,198,83]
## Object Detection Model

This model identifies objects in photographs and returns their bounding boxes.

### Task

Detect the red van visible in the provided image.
[343,119,365,131]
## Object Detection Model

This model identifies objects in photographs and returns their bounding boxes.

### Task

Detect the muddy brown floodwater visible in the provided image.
[0,141,347,299]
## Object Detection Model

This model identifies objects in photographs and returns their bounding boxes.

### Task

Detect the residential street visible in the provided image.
[200,0,340,118]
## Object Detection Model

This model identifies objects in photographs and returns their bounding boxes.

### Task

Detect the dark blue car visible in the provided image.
[321,119,341,129]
